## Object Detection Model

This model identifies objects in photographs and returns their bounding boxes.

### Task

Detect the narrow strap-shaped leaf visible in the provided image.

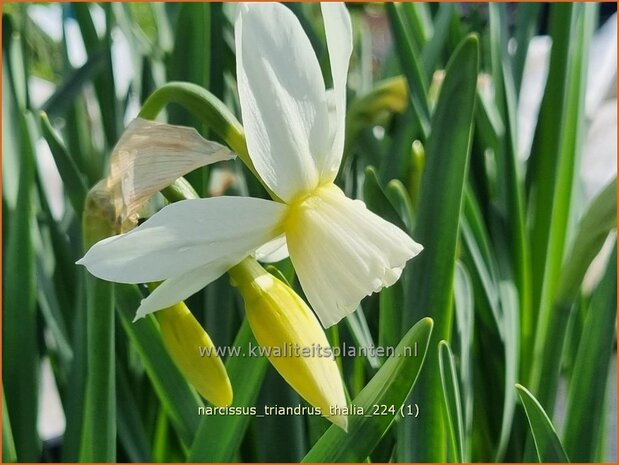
[117,364,153,462]
[2,389,17,463]
[385,2,430,138]
[302,318,433,463]
[421,4,453,78]
[438,341,465,462]
[488,4,533,384]
[40,48,107,117]
[167,3,211,133]
[2,15,28,111]
[562,244,617,461]
[453,263,474,460]
[363,166,408,232]
[379,280,404,357]
[524,1,577,372]
[385,180,414,231]
[72,3,119,146]
[529,3,597,411]
[345,307,381,371]
[3,112,41,461]
[401,3,432,50]
[40,112,88,216]
[515,384,570,462]
[495,282,520,461]
[35,255,73,367]
[399,35,478,462]
[61,285,88,462]
[556,178,617,304]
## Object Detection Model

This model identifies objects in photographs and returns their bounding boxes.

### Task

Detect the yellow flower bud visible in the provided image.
[156,303,233,407]
[230,258,348,431]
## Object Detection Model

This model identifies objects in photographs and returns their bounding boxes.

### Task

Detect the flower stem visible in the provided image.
[139,81,281,202]
[79,190,117,462]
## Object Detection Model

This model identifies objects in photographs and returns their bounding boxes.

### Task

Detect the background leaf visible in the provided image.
[303,318,433,463]
[515,384,569,463]
[399,34,479,462]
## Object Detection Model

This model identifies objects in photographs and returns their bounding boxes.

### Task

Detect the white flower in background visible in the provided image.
[518,14,617,199]
[78,2,423,327]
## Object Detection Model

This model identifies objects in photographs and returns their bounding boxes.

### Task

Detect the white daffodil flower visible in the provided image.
[78,2,423,327]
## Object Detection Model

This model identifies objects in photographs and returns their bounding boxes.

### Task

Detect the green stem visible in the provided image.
[79,191,117,461]
[139,81,281,202]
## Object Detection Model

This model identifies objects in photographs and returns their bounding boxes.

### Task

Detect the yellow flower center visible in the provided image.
[284,182,338,234]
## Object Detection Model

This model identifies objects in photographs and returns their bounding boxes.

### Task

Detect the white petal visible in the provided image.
[586,13,616,117]
[318,2,353,181]
[108,118,235,228]
[134,261,230,320]
[78,197,286,283]
[235,3,330,202]
[254,235,290,263]
[286,184,422,327]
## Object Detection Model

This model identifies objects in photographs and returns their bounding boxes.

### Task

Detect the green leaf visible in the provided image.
[3,15,28,111]
[250,368,307,462]
[189,321,269,462]
[35,255,73,367]
[528,3,597,411]
[488,4,532,385]
[363,166,407,231]
[40,49,107,117]
[385,180,415,230]
[556,178,617,304]
[495,282,520,461]
[61,287,88,462]
[385,3,431,137]
[399,34,479,462]
[79,274,116,461]
[401,3,432,51]
[2,390,17,463]
[438,341,465,462]
[562,244,617,462]
[345,307,381,371]
[452,262,473,460]
[302,317,433,462]
[379,280,404,356]
[115,284,202,449]
[2,17,23,210]
[515,384,569,462]
[421,4,453,78]
[117,365,152,462]
[73,3,119,146]
[40,112,88,216]
[167,4,210,124]
[2,112,41,461]
[525,2,578,370]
